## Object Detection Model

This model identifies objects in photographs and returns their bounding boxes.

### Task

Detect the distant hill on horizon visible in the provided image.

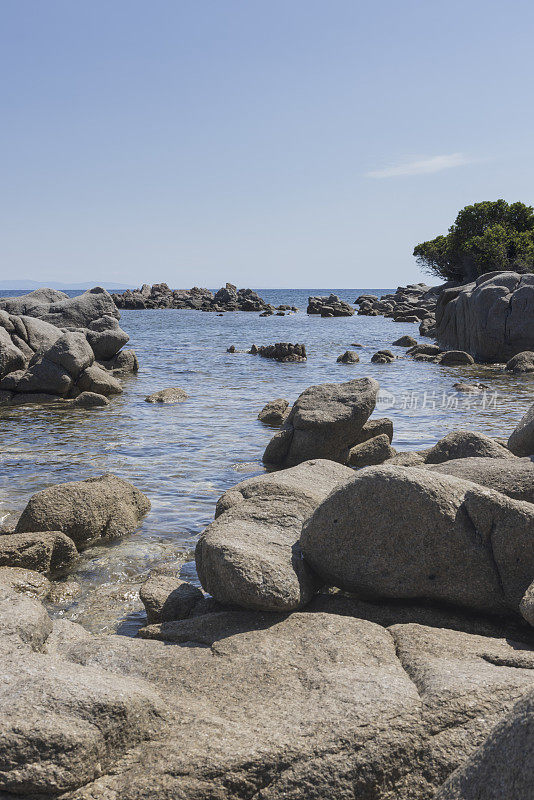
[0,279,128,290]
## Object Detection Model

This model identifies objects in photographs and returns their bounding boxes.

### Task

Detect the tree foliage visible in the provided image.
[413,200,534,282]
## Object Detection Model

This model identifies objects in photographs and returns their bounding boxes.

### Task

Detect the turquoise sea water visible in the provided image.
[0,288,532,633]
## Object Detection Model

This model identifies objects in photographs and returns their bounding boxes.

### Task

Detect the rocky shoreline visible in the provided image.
[1,279,534,797]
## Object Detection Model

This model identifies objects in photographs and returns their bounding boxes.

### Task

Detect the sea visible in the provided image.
[0,287,532,634]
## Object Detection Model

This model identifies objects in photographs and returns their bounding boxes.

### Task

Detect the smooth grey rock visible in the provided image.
[65,609,422,800]
[0,530,78,574]
[437,350,475,365]
[519,580,534,626]
[0,286,120,328]
[301,465,534,616]
[424,431,514,463]
[508,403,534,456]
[196,459,353,611]
[392,624,534,797]
[0,583,52,651]
[435,690,534,800]
[15,474,151,549]
[347,433,396,468]
[2,356,73,396]
[71,391,110,408]
[140,575,204,623]
[436,271,534,362]
[45,331,94,378]
[336,350,360,363]
[76,363,123,396]
[257,398,289,425]
[0,327,26,378]
[263,377,379,467]
[145,387,188,403]
[392,335,418,347]
[102,347,139,373]
[428,457,534,503]
[352,417,394,445]
[85,315,129,360]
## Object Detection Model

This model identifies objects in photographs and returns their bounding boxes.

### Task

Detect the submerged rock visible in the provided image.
[145,387,188,403]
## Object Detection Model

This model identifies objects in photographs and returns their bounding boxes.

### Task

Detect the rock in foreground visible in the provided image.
[301,465,534,618]
[196,459,352,611]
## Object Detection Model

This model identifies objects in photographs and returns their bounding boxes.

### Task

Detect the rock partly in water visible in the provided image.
[301,465,534,617]
[71,391,110,408]
[0,531,78,575]
[253,342,307,362]
[15,474,151,550]
[371,349,396,363]
[307,294,354,316]
[145,387,188,404]
[435,271,534,362]
[437,350,475,366]
[508,402,534,456]
[263,377,380,467]
[196,459,352,611]
[505,350,534,373]
[392,335,418,347]
[258,398,289,425]
[336,350,360,363]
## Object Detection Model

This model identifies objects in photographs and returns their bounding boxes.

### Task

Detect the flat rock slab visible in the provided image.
[196,459,353,611]
[50,609,423,800]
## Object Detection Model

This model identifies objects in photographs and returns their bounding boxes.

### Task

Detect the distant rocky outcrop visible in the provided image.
[355,283,442,336]
[111,282,287,313]
[435,271,534,361]
[307,294,354,316]
[0,288,136,404]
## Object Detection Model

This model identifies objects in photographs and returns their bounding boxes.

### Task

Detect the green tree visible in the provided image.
[413,200,534,282]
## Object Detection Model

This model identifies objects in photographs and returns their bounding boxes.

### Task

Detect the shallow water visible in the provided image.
[1,287,532,634]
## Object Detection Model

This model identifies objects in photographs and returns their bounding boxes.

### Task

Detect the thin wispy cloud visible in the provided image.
[366,152,474,179]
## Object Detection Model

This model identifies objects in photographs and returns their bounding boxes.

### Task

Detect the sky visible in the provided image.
[1,0,534,289]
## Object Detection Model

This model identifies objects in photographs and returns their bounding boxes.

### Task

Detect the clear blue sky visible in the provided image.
[2,0,533,288]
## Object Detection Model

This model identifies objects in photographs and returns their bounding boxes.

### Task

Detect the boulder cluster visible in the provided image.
[112,282,295,314]
[307,293,354,316]
[250,342,307,362]
[2,375,534,797]
[436,271,534,362]
[356,283,441,336]
[0,287,137,405]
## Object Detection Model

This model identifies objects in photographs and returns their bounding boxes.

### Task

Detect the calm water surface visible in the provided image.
[1,288,532,633]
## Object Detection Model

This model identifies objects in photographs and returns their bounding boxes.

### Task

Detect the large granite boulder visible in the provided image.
[0,286,120,328]
[0,530,78,574]
[263,377,379,467]
[435,271,534,362]
[436,690,534,800]
[43,595,534,800]
[0,288,132,402]
[196,459,352,611]
[508,402,534,456]
[390,431,514,466]
[300,465,534,618]
[428,457,534,503]
[15,474,151,549]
